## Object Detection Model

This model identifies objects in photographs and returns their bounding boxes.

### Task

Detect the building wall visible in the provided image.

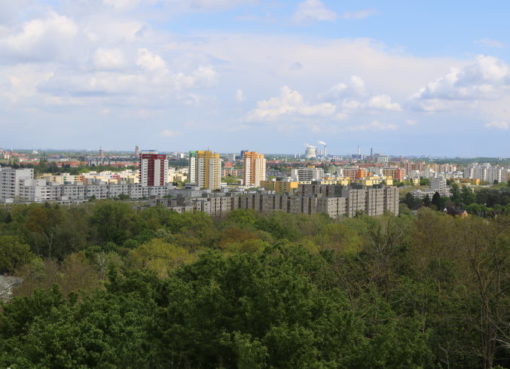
[183,186,399,219]
[140,153,168,187]
[0,168,34,201]
[243,152,266,187]
[189,150,222,190]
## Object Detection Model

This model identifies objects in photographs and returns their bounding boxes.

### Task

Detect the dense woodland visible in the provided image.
[1,200,510,369]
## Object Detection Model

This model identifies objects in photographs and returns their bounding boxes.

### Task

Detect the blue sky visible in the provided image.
[1,0,510,156]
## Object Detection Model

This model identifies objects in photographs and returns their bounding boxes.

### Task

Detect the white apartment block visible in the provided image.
[463,163,509,184]
[291,168,325,182]
[11,180,174,203]
[430,177,450,197]
[0,167,34,202]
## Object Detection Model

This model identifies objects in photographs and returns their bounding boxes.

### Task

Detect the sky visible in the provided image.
[1,0,510,156]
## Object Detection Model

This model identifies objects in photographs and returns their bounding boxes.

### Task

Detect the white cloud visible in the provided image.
[325,75,366,99]
[293,0,337,23]
[367,94,401,111]
[322,76,401,115]
[485,121,509,130]
[410,55,510,111]
[246,86,336,121]
[476,38,506,49]
[137,48,167,72]
[1,12,78,61]
[93,48,126,69]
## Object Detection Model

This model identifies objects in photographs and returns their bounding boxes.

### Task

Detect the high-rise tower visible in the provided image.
[139,152,168,187]
[243,152,266,187]
[189,150,222,190]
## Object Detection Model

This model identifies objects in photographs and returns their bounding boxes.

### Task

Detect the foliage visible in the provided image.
[0,235,34,274]
[1,202,510,368]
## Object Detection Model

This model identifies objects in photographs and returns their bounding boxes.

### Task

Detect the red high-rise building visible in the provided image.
[139,152,168,187]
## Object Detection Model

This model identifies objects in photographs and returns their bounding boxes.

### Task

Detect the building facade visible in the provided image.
[189,150,222,190]
[0,167,34,202]
[291,167,324,182]
[139,153,168,187]
[243,151,266,187]
[166,184,399,219]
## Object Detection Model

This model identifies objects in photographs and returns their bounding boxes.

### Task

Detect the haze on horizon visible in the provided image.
[1,0,510,156]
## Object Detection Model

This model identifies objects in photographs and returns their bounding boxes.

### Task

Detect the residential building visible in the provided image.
[291,167,324,182]
[189,150,222,190]
[166,184,399,219]
[430,177,450,197]
[261,180,299,194]
[243,151,266,187]
[0,167,34,202]
[139,152,168,187]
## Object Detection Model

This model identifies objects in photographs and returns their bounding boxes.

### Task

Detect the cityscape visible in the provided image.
[1,145,509,218]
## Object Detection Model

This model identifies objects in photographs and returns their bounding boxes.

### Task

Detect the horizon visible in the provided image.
[3,146,510,161]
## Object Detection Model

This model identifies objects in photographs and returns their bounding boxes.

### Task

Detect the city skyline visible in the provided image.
[1,1,510,156]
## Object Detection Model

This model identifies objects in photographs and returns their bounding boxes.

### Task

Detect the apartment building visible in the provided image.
[243,152,266,187]
[139,152,168,187]
[430,177,450,197]
[290,167,324,182]
[463,163,509,184]
[166,185,399,219]
[13,181,174,203]
[0,167,34,202]
[189,150,222,190]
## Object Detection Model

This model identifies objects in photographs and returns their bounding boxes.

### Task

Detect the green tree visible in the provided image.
[0,235,34,274]
[423,195,431,207]
[128,239,197,277]
[460,186,476,205]
[90,201,141,245]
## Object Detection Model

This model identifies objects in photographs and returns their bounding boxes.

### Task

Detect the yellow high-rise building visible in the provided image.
[189,150,222,190]
[243,152,266,187]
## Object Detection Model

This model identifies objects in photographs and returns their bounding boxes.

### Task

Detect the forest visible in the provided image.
[1,200,510,369]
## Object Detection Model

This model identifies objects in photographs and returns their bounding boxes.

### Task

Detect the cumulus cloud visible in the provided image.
[324,75,366,99]
[93,48,126,69]
[485,121,509,130]
[410,55,510,111]
[323,76,401,115]
[293,0,337,23]
[245,75,403,128]
[137,48,167,72]
[0,12,78,61]
[367,94,401,111]
[246,86,336,121]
